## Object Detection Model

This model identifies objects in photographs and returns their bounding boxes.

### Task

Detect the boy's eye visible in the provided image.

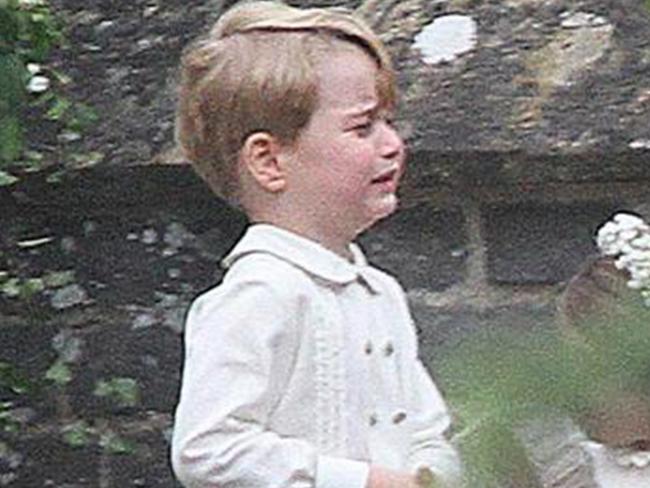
[352,121,374,137]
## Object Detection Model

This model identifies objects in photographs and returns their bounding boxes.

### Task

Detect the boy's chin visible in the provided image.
[375,192,399,217]
[360,193,399,231]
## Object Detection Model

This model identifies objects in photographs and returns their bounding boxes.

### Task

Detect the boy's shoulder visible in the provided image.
[189,252,309,322]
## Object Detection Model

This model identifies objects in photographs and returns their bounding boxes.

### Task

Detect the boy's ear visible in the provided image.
[240,132,288,193]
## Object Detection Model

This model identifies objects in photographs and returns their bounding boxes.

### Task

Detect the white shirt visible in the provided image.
[171,224,461,488]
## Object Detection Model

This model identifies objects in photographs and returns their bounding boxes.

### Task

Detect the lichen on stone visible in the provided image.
[412,14,478,65]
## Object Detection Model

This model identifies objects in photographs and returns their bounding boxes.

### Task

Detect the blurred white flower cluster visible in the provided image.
[18,0,47,7]
[596,212,650,306]
[26,63,50,94]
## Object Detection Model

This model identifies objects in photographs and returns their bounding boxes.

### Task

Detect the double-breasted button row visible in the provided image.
[368,411,408,426]
[364,340,394,356]
[392,411,407,424]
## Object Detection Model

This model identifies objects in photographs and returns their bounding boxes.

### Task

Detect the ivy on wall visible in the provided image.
[0,0,99,185]
[0,0,63,165]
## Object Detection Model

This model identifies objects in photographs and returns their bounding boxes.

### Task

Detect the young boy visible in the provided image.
[171,2,461,487]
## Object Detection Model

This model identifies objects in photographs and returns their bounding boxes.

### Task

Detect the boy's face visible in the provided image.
[283,45,405,237]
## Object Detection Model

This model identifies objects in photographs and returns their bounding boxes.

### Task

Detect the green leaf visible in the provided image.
[99,431,136,455]
[0,362,32,395]
[46,169,64,183]
[1,277,20,297]
[0,170,18,186]
[45,96,71,120]
[43,270,75,288]
[28,89,53,107]
[94,377,140,408]
[44,360,72,386]
[61,420,92,447]
[49,68,70,85]
[14,149,45,172]
[69,151,103,169]
[21,277,44,296]
[0,406,20,434]
[67,102,98,131]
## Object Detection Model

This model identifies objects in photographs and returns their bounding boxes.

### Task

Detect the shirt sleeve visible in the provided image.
[407,360,463,488]
[171,273,369,488]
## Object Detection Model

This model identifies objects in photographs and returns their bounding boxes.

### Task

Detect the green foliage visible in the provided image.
[0,402,21,433]
[0,361,31,396]
[0,0,62,162]
[99,430,136,455]
[42,269,75,288]
[1,275,44,299]
[0,362,33,433]
[44,359,72,385]
[0,0,89,173]
[66,102,98,132]
[94,377,140,409]
[44,93,70,120]
[0,170,19,186]
[434,300,650,487]
[61,420,92,447]
[0,269,76,299]
[61,420,137,455]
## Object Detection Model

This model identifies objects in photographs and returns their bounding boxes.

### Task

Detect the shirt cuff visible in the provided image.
[316,455,370,488]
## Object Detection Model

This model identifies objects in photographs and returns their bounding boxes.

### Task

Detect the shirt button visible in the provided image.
[392,411,407,424]
[384,341,394,356]
[369,414,378,426]
[364,341,373,355]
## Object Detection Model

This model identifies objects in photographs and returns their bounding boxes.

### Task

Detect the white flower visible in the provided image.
[26,63,41,75]
[632,235,650,249]
[613,213,646,229]
[27,75,50,93]
[619,229,640,242]
[596,212,650,303]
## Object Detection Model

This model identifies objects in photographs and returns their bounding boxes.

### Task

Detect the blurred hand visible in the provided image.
[366,467,419,488]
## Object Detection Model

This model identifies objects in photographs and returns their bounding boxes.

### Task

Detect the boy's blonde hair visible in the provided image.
[175,0,396,203]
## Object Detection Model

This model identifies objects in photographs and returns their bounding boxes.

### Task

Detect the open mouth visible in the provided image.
[371,169,398,185]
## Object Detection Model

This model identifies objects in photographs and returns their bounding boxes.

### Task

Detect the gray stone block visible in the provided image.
[484,201,621,284]
[2,424,179,487]
[67,319,182,415]
[2,435,100,487]
[359,204,467,291]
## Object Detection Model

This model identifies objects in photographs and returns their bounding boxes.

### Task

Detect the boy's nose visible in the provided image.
[379,121,405,160]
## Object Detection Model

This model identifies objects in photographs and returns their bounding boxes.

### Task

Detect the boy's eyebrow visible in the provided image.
[344,102,380,120]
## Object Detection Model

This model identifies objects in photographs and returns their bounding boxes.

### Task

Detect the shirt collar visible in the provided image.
[222,224,379,292]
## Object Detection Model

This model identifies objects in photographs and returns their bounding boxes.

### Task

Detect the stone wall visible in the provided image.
[1,164,648,486]
[3,0,650,485]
